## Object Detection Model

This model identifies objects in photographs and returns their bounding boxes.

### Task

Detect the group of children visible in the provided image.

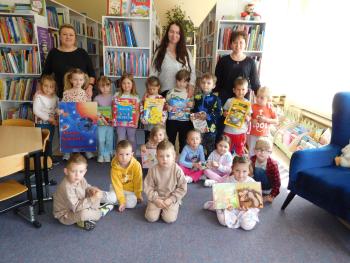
[33,67,281,231]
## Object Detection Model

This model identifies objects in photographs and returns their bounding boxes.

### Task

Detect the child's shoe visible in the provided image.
[100,204,114,216]
[104,155,111,162]
[199,175,207,181]
[204,179,216,187]
[97,155,104,163]
[62,153,70,161]
[85,152,94,159]
[185,176,193,184]
[76,220,96,231]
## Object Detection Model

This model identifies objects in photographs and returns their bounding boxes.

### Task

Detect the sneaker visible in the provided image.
[203,201,214,210]
[104,155,111,162]
[204,179,216,187]
[185,176,193,184]
[62,153,70,161]
[100,204,114,217]
[85,152,94,159]
[76,220,96,231]
[199,175,207,181]
[97,156,104,163]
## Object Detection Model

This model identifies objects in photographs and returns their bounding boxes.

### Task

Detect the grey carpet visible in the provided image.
[0,160,349,263]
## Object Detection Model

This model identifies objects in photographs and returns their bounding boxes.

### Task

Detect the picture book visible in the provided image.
[167,96,191,121]
[143,97,165,125]
[59,102,98,153]
[130,0,150,17]
[191,112,208,133]
[112,97,138,127]
[141,148,157,168]
[213,182,263,209]
[97,106,112,126]
[107,0,129,16]
[224,99,251,129]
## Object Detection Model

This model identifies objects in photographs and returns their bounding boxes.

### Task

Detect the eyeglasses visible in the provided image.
[255,149,272,154]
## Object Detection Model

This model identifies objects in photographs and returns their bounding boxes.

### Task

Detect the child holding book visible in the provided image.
[223,77,251,156]
[53,154,113,231]
[203,135,233,187]
[204,156,259,231]
[192,73,222,156]
[165,69,194,153]
[140,76,167,141]
[251,138,280,203]
[179,129,206,183]
[247,86,278,157]
[144,140,187,223]
[114,73,140,152]
[102,140,143,212]
[33,74,59,157]
[61,68,93,160]
[94,76,114,163]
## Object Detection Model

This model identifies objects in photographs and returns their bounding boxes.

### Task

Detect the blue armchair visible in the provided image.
[281,92,350,222]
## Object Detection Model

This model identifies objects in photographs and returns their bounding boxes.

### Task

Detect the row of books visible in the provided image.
[71,19,86,36]
[87,25,97,39]
[107,0,150,17]
[196,40,213,57]
[87,42,97,54]
[0,78,37,101]
[218,24,265,51]
[4,103,34,120]
[0,16,34,44]
[0,48,40,74]
[103,21,137,47]
[105,50,149,77]
[46,6,65,29]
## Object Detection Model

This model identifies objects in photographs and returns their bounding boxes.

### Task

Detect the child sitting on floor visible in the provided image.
[140,124,167,153]
[144,140,187,223]
[53,154,113,231]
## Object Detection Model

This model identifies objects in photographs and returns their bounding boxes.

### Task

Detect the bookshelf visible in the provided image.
[186,30,196,64]
[102,0,154,96]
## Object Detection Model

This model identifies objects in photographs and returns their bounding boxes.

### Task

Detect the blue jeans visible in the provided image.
[36,123,55,156]
[253,167,272,194]
[98,126,114,158]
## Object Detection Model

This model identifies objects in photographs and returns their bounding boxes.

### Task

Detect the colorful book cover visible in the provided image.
[143,97,164,124]
[59,102,98,153]
[37,26,50,68]
[213,182,263,209]
[167,97,191,121]
[130,0,150,17]
[112,97,138,127]
[141,148,157,168]
[107,0,121,15]
[191,112,208,133]
[97,106,112,126]
[224,99,251,129]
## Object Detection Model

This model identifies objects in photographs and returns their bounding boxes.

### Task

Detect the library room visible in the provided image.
[0,0,349,262]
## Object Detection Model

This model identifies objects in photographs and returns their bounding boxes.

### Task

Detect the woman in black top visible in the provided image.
[214,30,260,105]
[42,24,95,99]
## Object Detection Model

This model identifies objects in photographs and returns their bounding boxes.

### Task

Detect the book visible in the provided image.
[213,182,263,209]
[59,102,98,153]
[141,148,157,168]
[97,106,112,126]
[167,97,191,121]
[191,112,208,133]
[112,97,138,127]
[143,97,165,124]
[130,0,150,17]
[107,0,121,15]
[224,99,251,129]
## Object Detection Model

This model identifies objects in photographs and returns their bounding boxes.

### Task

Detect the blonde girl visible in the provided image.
[141,124,167,153]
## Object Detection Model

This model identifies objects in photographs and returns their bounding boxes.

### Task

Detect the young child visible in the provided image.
[94,76,114,163]
[247,86,278,157]
[179,129,206,183]
[165,69,194,153]
[140,124,167,153]
[61,68,93,160]
[251,138,280,203]
[114,73,140,152]
[223,77,251,156]
[144,140,187,223]
[192,73,222,156]
[204,156,259,231]
[203,135,233,187]
[53,154,113,231]
[102,140,143,212]
[140,76,167,142]
[33,74,59,157]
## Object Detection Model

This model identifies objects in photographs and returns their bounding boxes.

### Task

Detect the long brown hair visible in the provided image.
[117,73,138,96]
[63,68,89,91]
[153,22,191,73]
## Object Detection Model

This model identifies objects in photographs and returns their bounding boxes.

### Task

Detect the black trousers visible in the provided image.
[166,120,193,153]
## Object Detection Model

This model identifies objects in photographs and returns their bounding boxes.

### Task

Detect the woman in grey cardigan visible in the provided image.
[150,22,196,96]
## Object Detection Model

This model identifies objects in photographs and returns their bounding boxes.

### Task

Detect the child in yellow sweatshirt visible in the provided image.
[102,140,143,212]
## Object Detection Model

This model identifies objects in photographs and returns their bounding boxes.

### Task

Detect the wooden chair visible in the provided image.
[0,153,41,228]
[2,119,35,127]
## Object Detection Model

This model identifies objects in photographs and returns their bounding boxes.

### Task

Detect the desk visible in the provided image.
[0,126,45,213]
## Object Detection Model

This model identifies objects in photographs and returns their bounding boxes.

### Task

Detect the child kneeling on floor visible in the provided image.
[53,154,113,231]
[144,140,187,223]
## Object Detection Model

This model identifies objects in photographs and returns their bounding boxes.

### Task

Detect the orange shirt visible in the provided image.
[250,104,276,136]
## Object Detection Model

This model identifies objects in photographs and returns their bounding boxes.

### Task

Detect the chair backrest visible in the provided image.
[331,92,350,147]
[41,129,50,151]
[2,119,35,127]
